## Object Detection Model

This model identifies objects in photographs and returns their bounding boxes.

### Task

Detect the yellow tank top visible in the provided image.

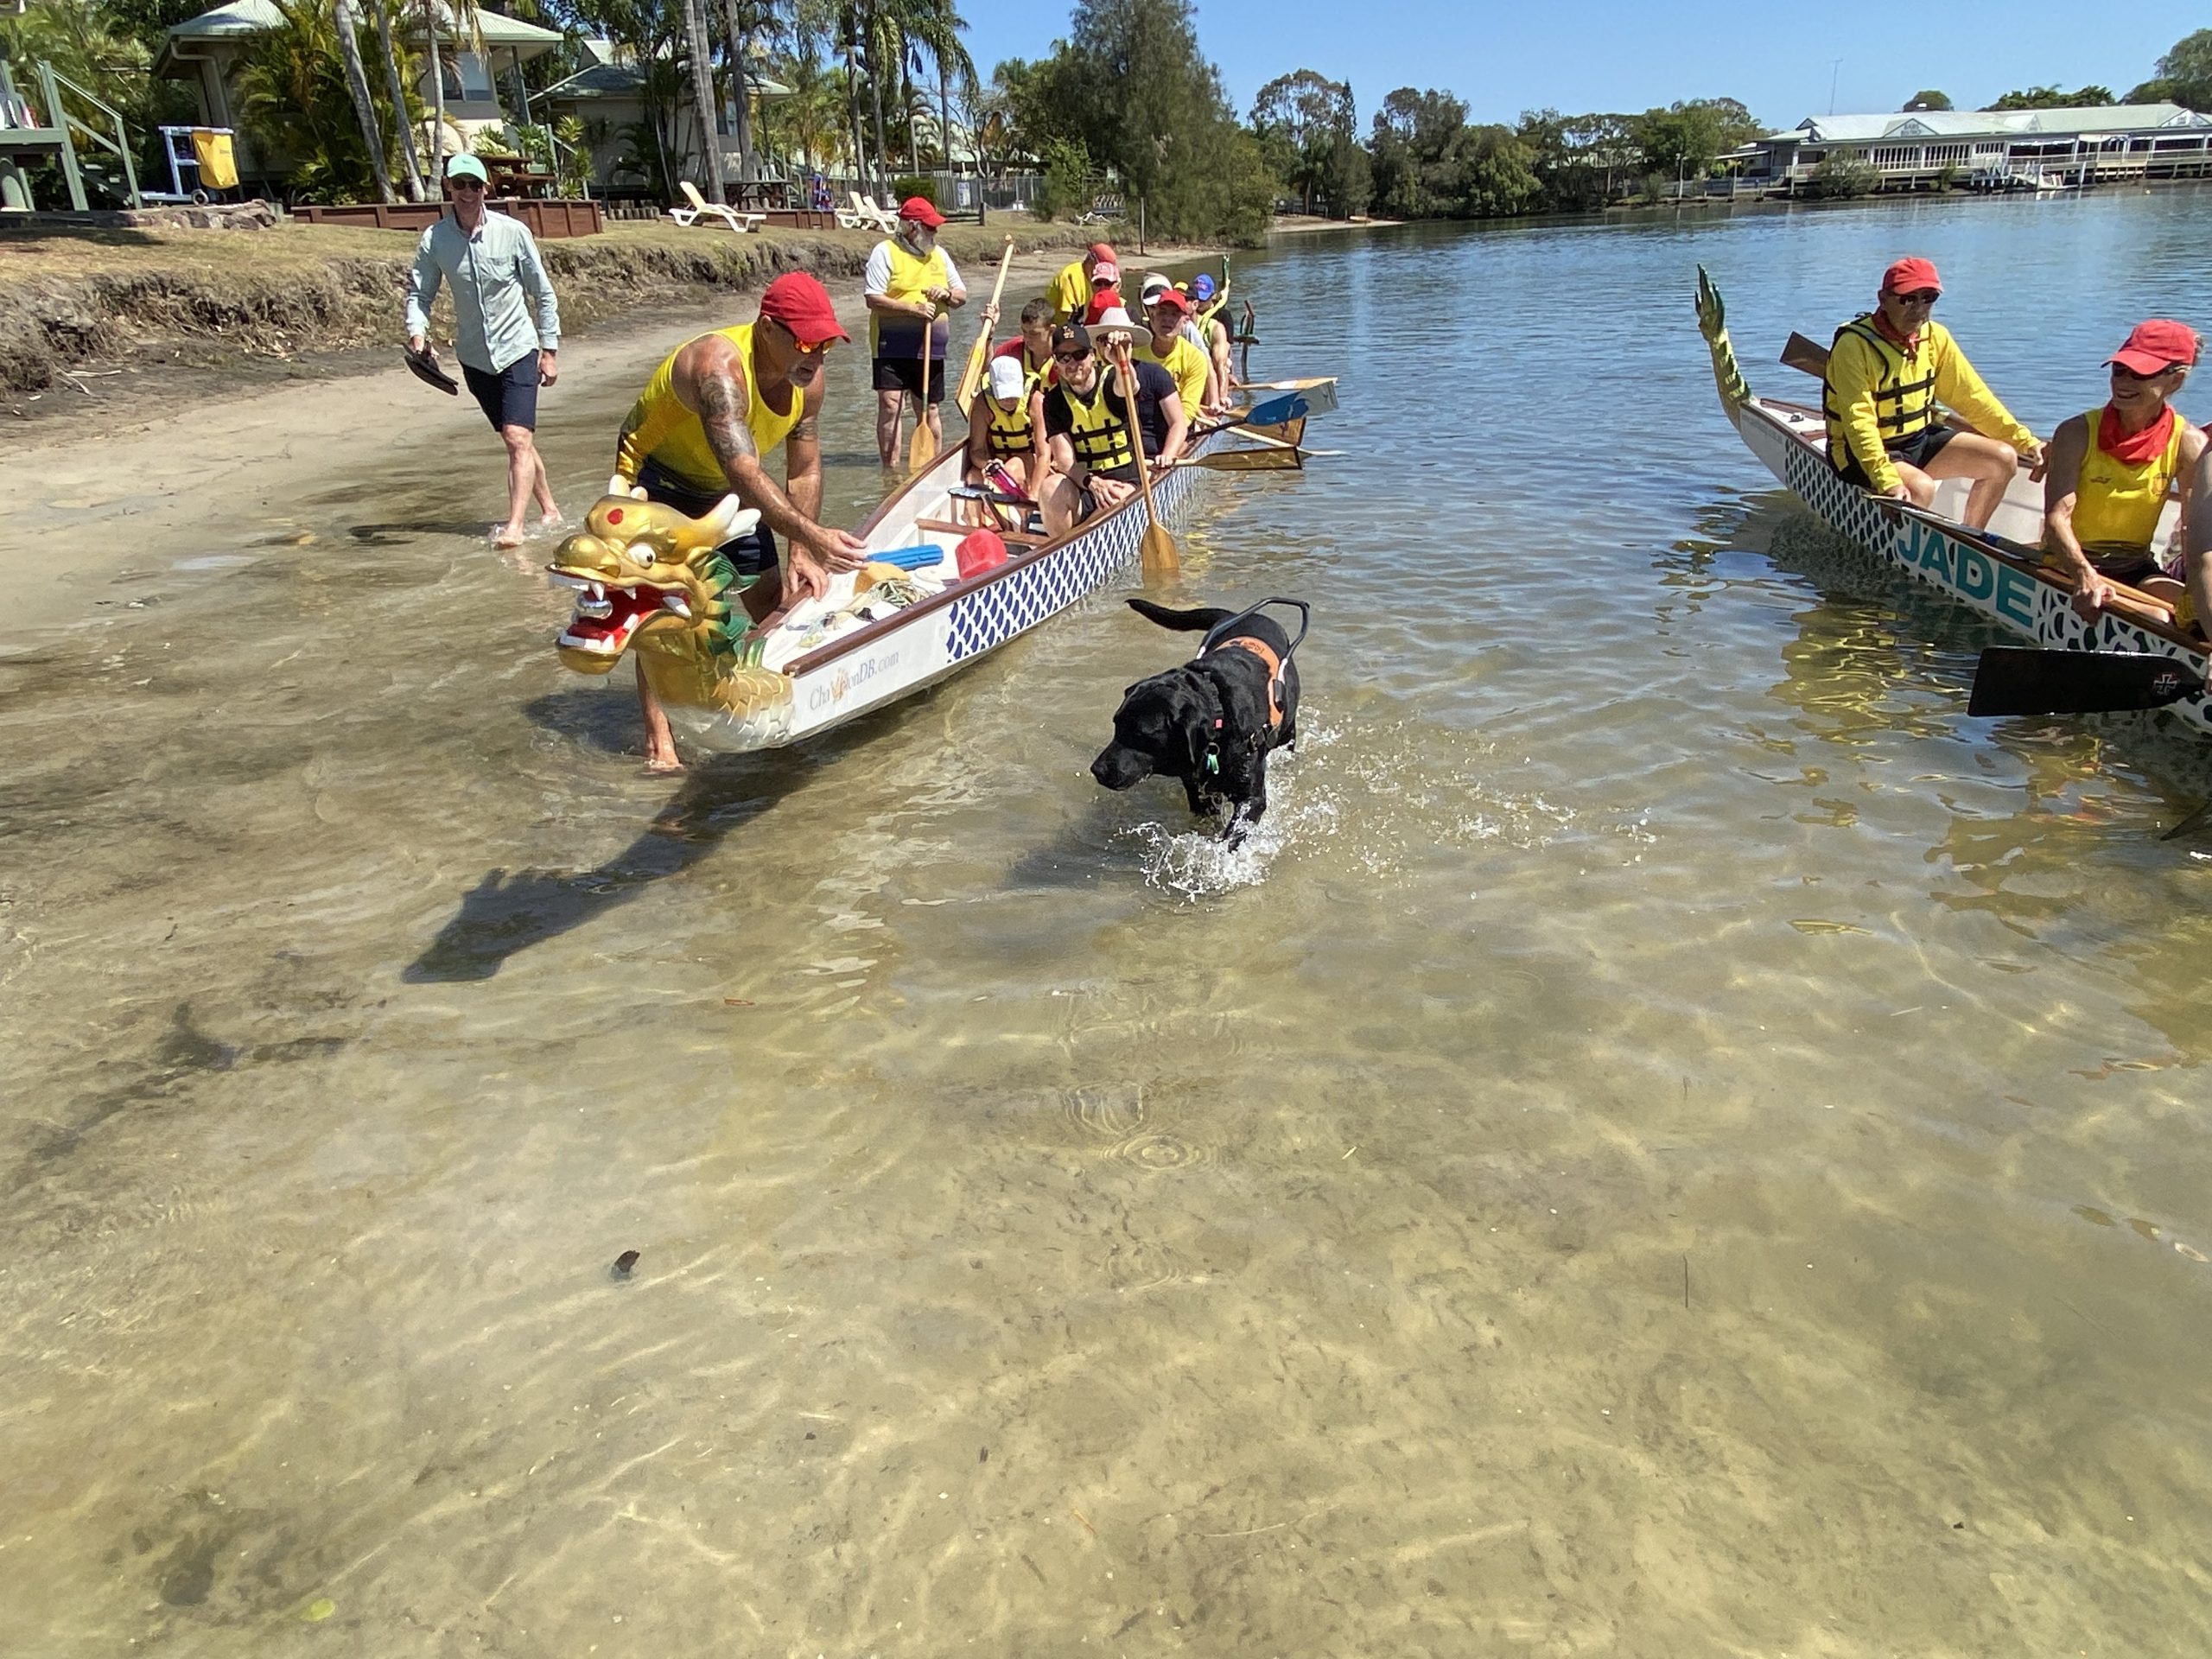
[1136,334,1206,416]
[2072,406,2187,555]
[614,323,801,494]
[869,238,952,357]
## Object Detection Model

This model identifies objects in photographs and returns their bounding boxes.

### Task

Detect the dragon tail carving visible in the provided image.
[1694,264,1752,428]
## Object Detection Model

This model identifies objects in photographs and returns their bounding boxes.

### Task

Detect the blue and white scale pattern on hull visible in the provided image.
[1778,429,2212,735]
[944,447,1206,664]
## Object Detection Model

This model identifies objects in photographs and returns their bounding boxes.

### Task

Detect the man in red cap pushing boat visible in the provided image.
[2043,319,2205,620]
[863,194,969,466]
[1821,257,2044,530]
[609,270,870,768]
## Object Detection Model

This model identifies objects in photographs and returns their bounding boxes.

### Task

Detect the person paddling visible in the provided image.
[609,272,869,770]
[2043,319,2204,619]
[1822,257,2044,531]
[1037,317,1185,536]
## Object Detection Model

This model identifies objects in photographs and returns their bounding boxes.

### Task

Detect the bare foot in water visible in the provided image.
[645,749,684,773]
[537,509,568,536]
[493,520,526,549]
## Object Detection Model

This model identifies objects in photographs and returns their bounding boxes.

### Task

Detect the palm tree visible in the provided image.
[330,0,396,200]
[676,0,726,200]
[908,0,971,176]
[368,0,425,200]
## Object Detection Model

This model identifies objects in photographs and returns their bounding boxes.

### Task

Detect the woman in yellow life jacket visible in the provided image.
[862,196,968,466]
[2044,319,2206,621]
[963,351,1049,501]
[1821,257,2044,531]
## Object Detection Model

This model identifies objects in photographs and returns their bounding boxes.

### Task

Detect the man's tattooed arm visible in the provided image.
[696,369,760,472]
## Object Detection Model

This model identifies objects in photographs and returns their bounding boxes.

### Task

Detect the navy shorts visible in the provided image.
[462,353,541,432]
[636,462,778,575]
[873,354,947,402]
[1835,421,1956,488]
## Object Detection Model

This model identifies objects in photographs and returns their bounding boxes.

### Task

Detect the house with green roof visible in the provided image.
[155,0,564,185]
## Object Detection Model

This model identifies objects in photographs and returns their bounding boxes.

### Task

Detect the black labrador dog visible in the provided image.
[1090,598,1303,842]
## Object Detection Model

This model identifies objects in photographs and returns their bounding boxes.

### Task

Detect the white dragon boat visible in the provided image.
[1694,265,2210,735]
[544,375,1336,754]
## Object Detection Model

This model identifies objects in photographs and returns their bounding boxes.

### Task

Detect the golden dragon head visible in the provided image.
[548,493,795,722]
[548,493,760,676]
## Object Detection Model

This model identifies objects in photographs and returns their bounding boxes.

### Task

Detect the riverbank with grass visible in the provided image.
[1,218,1206,435]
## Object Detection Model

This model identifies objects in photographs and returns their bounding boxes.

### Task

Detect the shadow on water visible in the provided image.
[404,753,806,982]
[347,520,499,545]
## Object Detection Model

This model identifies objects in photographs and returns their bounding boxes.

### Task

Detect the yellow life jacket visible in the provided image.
[1823,315,1939,457]
[983,391,1034,457]
[2070,406,2187,556]
[1054,376,1137,477]
[870,236,951,357]
[614,323,802,494]
[1195,280,1230,331]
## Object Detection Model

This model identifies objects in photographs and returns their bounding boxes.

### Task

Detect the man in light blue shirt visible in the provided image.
[404,153,563,547]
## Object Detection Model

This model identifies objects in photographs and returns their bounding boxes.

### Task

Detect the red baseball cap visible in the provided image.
[758,271,849,346]
[898,194,945,228]
[1882,257,1942,296]
[1148,287,1192,315]
[1087,242,1116,264]
[2109,318,2201,375]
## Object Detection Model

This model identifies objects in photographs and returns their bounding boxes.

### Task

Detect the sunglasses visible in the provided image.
[1894,289,1940,306]
[2113,361,2184,380]
[1052,350,1092,365]
[768,317,835,355]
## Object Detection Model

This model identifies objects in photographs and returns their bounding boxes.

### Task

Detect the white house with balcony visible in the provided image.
[1728,103,2212,194]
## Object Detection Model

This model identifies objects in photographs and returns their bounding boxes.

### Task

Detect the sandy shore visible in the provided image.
[1269,214,1404,235]
[0,243,1210,637]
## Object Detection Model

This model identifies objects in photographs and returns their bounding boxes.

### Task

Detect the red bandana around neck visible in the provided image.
[1872,310,1921,353]
[2098,402,2176,467]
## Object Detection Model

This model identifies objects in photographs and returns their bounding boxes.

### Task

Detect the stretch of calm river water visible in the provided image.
[7,191,2212,1656]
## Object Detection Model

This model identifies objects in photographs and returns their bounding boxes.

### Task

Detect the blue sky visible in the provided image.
[954,0,2207,132]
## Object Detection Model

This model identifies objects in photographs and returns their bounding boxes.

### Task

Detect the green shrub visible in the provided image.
[890,175,937,207]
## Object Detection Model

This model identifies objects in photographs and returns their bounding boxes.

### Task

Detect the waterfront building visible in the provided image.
[1719,103,2212,196]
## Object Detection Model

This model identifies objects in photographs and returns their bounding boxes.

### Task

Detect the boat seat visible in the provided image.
[916,516,1049,548]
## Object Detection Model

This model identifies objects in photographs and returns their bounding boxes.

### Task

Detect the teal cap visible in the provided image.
[446,153,488,183]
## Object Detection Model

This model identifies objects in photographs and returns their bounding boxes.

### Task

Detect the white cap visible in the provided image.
[1139,272,1171,300]
[987,355,1027,402]
[1092,306,1137,333]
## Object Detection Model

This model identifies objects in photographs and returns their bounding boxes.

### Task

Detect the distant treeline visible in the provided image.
[1240,29,2212,223]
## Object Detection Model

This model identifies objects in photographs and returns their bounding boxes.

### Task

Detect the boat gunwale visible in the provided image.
[1741,394,2208,660]
[782,423,1226,676]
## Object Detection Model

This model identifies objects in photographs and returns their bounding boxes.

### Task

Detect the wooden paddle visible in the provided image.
[907,306,938,474]
[1112,340,1178,578]
[955,235,1016,416]
[1781,332,1831,378]
[1967,647,2204,717]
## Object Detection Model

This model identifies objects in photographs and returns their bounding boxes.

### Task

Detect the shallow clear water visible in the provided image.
[7,194,2212,1656]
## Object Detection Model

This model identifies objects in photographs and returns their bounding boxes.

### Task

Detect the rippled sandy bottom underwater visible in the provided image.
[9,201,2212,1656]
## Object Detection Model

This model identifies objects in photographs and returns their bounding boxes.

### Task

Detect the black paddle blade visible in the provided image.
[1967,648,2202,717]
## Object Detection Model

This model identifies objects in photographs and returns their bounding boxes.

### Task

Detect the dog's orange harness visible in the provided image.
[1202,634,1287,730]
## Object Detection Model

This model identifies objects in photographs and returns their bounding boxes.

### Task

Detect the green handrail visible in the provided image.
[34,59,141,210]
